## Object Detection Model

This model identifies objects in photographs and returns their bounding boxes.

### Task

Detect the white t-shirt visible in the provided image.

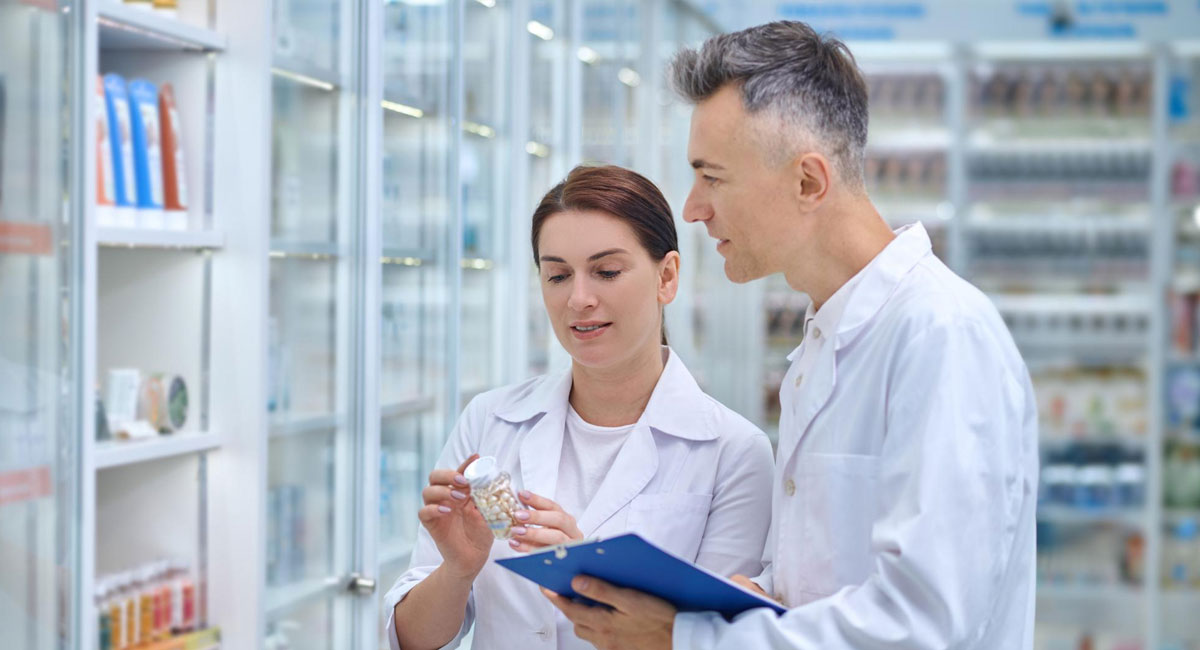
[556,404,634,519]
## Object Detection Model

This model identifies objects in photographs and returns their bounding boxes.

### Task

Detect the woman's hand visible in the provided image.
[417,453,494,580]
[508,491,585,552]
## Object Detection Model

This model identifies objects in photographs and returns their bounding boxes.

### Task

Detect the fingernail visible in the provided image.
[450,490,466,500]
[509,539,521,548]
[519,490,531,500]
[454,475,468,486]
[515,510,530,521]
[438,505,452,513]
[511,526,527,535]
[574,576,590,591]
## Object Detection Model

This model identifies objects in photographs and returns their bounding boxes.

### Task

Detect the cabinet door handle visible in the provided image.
[347,573,376,595]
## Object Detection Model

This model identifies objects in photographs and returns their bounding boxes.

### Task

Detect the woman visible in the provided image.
[385,165,773,650]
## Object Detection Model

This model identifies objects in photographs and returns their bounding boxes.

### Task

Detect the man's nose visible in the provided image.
[682,185,711,224]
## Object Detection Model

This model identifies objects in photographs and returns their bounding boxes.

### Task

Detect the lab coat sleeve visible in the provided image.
[674,318,1032,649]
[385,396,487,650]
[694,428,775,578]
[748,516,776,596]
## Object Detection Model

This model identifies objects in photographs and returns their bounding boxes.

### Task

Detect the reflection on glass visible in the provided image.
[265,593,345,650]
[269,259,339,421]
[273,0,340,73]
[267,431,336,587]
[0,3,76,649]
[272,79,340,244]
[460,0,509,398]
[379,0,454,644]
[267,3,355,645]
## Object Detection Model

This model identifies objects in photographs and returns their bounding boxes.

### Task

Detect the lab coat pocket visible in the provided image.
[795,453,880,599]
[625,493,713,561]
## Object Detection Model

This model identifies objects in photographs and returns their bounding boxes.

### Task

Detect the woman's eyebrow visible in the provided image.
[538,248,629,265]
[587,248,628,262]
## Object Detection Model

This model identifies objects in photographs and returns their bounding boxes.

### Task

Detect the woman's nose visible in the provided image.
[566,278,598,311]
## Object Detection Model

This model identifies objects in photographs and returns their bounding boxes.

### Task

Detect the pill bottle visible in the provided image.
[463,456,524,540]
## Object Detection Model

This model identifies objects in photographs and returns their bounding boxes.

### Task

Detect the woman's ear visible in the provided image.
[657,251,681,305]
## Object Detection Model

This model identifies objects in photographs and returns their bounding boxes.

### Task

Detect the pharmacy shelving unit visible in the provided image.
[81,1,239,648]
[1161,42,1200,649]
[960,42,1163,649]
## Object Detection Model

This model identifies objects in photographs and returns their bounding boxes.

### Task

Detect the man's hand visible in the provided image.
[543,576,675,650]
[730,574,769,598]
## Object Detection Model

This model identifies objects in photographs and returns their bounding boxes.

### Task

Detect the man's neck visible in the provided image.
[784,195,895,312]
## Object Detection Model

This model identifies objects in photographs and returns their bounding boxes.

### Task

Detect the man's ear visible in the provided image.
[791,152,832,211]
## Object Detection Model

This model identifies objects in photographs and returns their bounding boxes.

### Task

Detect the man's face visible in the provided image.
[682,84,796,283]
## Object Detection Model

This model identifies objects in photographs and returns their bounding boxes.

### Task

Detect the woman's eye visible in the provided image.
[703,175,718,185]
[597,270,621,280]
[547,274,567,284]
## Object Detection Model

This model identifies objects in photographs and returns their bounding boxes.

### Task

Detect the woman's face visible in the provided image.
[537,209,679,371]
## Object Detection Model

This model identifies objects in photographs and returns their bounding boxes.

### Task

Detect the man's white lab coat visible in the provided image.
[675,223,1039,649]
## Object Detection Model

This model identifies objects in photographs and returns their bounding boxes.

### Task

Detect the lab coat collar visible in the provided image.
[792,222,931,358]
[836,222,931,345]
[493,347,717,442]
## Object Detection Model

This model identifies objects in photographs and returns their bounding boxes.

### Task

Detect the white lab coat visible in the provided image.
[385,348,774,650]
[675,223,1040,649]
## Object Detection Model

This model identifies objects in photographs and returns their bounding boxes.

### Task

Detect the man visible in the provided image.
[545,20,1039,649]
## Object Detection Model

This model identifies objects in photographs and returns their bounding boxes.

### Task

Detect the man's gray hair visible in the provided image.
[669,21,869,191]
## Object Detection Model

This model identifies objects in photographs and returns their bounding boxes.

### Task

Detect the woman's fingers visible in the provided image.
[508,526,572,551]
[513,508,582,539]
[426,453,479,488]
[517,490,562,512]
[421,484,472,509]
[417,503,454,525]
[515,491,583,539]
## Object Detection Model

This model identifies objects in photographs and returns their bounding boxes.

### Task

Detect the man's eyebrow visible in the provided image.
[538,249,629,264]
[691,159,725,171]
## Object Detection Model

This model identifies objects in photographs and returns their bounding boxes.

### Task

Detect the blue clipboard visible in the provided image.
[495,533,786,620]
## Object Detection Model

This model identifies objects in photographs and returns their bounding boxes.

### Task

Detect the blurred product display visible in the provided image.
[18,1,1200,648]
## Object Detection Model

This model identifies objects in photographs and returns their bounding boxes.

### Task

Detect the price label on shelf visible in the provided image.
[0,221,53,256]
[0,465,53,507]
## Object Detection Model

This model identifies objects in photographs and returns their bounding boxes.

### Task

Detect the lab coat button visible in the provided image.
[811,326,821,339]
[536,627,551,639]
[784,478,796,496]
[793,373,803,388]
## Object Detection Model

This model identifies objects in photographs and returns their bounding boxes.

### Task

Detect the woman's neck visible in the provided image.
[568,343,666,427]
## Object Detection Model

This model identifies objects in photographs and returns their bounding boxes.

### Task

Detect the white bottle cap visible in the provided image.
[463,456,499,489]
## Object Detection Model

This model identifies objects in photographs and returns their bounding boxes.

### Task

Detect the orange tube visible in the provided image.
[158,83,188,230]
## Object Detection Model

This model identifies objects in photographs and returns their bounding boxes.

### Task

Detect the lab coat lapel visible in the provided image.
[776,341,838,467]
[575,422,659,537]
[517,405,566,503]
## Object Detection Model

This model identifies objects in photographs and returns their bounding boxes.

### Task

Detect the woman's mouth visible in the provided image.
[570,322,612,340]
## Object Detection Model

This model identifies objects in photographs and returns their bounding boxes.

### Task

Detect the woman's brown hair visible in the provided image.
[531,164,678,345]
